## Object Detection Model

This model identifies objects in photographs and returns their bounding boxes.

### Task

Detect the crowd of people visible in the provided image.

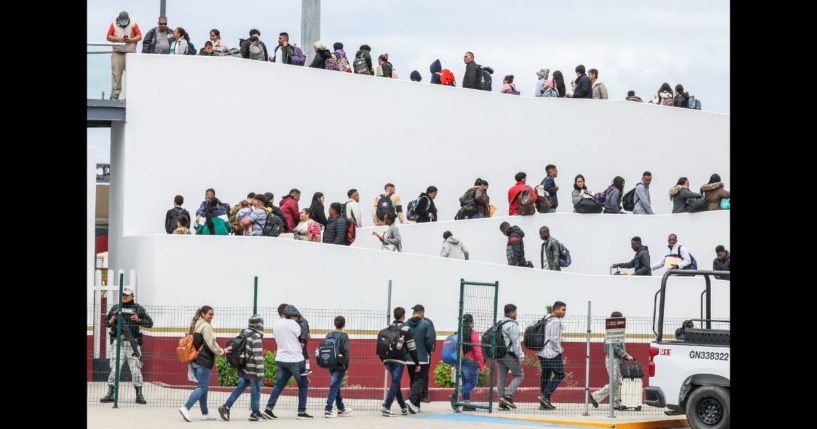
[106,11,702,109]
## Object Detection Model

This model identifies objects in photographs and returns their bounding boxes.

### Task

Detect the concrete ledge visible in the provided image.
[495,414,688,429]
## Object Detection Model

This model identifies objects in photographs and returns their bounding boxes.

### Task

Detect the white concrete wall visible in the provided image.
[114,234,729,333]
[354,211,729,275]
[122,55,729,235]
[88,146,96,305]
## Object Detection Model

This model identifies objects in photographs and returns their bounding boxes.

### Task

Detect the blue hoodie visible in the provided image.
[429,59,442,84]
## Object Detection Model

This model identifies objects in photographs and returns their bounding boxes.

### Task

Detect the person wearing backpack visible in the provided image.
[413,186,438,223]
[323,203,350,245]
[571,174,603,214]
[322,316,353,417]
[462,52,482,90]
[165,195,191,234]
[651,233,697,272]
[353,44,374,75]
[501,75,521,95]
[537,301,567,410]
[99,287,153,404]
[508,172,538,215]
[264,305,313,420]
[454,314,484,410]
[332,42,352,72]
[541,164,560,211]
[404,304,437,414]
[343,189,363,227]
[141,16,173,54]
[673,84,690,108]
[309,41,334,69]
[670,177,706,213]
[500,222,531,267]
[633,171,654,214]
[169,27,191,56]
[271,32,301,65]
[699,173,731,211]
[440,231,470,260]
[179,306,233,422]
[603,176,625,214]
[372,183,405,225]
[611,236,652,275]
[240,29,268,61]
[538,226,561,271]
[495,304,524,410]
[590,311,634,409]
[379,307,421,417]
[240,194,268,236]
[218,315,266,421]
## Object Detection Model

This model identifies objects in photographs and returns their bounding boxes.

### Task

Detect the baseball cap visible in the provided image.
[411,304,424,312]
[122,287,134,295]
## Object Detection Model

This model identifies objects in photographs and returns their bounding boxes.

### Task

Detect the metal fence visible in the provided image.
[87,299,700,417]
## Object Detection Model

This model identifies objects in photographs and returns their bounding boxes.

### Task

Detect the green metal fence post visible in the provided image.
[253,276,258,314]
[113,273,124,408]
[488,280,499,413]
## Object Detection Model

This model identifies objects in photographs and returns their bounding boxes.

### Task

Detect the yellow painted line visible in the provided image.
[495,415,688,429]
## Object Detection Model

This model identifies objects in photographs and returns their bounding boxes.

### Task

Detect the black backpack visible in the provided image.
[622,187,637,212]
[186,41,197,55]
[376,323,403,360]
[480,68,493,91]
[259,212,282,237]
[225,331,253,369]
[375,194,396,222]
[316,332,343,370]
[481,320,513,359]
[523,316,553,351]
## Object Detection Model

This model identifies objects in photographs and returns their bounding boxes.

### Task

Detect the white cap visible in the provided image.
[122,287,134,295]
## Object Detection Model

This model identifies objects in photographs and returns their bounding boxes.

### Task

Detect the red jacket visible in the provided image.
[279,195,299,232]
[507,181,537,215]
[464,330,485,370]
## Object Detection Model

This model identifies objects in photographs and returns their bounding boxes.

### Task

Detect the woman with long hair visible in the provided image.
[699,173,730,211]
[308,192,328,227]
[456,313,484,411]
[552,71,566,98]
[171,27,190,55]
[572,174,602,213]
[651,82,674,105]
[293,208,322,241]
[179,306,231,422]
[209,28,228,53]
[669,177,705,213]
[195,198,230,235]
[603,176,625,214]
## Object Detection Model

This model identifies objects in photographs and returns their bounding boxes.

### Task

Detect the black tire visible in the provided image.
[686,385,730,429]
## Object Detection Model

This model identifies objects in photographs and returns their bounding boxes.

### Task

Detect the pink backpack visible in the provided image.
[661,97,674,106]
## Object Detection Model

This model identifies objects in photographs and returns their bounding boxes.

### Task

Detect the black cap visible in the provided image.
[411,304,424,312]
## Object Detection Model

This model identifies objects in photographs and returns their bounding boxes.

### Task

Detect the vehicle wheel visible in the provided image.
[686,385,730,429]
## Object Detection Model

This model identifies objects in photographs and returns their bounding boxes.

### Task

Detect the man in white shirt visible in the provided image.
[264,305,312,420]
[537,301,566,410]
[651,234,697,272]
[344,189,363,227]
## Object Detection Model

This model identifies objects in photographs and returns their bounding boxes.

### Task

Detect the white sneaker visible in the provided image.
[324,410,337,418]
[201,414,217,421]
[407,401,420,414]
[179,406,192,422]
[338,408,353,417]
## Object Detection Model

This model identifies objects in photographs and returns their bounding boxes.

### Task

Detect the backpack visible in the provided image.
[334,53,351,72]
[594,186,612,204]
[440,69,455,86]
[542,87,559,97]
[481,320,513,359]
[324,55,340,71]
[344,218,356,245]
[557,242,572,267]
[176,333,203,362]
[516,188,536,216]
[535,184,552,213]
[376,323,403,360]
[249,40,265,60]
[225,47,241,57]
[259,212,282,237]
[687,96,701,110]
[406,196,427,221]
[375,194,396,222]
[622,188,636,212]
[316,332,343,369]
[289,45,306,65]
[673,246,698,270]
[441,334,458,364]
[459,189,476,208]
[661,96,674,106]
[575,196,603,213]
[353,52,370,74]
[523,316,553,351]
[225,331,254,369]
[480,68,493,91]
[505,84,520,95]
[185,42,197,55]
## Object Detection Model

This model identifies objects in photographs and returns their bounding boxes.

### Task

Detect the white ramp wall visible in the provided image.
[115,235,729,333]
[354,211,730,274]
[122,55,729,235]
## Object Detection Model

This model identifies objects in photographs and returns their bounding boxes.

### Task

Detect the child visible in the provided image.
[172,214,191,234]
[235,200,253,236]
[278,304,312,376]
[323,316,352,417]
[218,315,267,421]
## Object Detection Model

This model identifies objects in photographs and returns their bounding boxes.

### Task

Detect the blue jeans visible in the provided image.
[539,354,565,400]
[266,361,309,412]
[471,213,485,219]
[384,362,406,409]
[460,359,479,400]
[325,369,346,412]
[184,363,212,414]
[225,375,261,414]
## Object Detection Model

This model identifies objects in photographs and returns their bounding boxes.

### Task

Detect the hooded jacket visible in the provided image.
[441,236,469,260]
[404,316,436,365]
[239,315,265,378]
[670,186,704,213]
[700,182,730,211]
[713,251,730,279]
[279,195,299,231]
[617,245,652,275]
[309,48,333,68]
[429,59,442,84]
[414,193,437,223]
[505,226,528,267]
[573,74,593,98]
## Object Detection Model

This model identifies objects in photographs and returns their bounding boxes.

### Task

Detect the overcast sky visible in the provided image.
[87,0,729,163]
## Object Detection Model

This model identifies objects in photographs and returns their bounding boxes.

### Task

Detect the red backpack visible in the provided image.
[345,219,356,245]
[440,69,455,86]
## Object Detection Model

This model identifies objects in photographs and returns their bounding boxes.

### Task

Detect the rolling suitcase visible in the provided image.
[619,361,643,410]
